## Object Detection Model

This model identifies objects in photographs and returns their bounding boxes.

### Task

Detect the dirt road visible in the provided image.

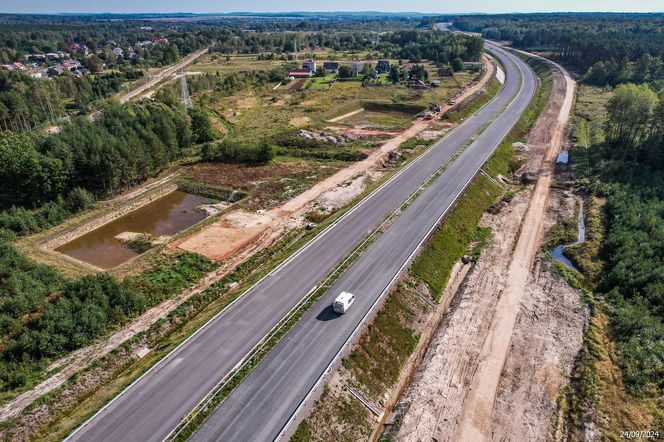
[455,55,575,442]
[393,54,578,442]
[118,47,209,103]
[178,55,496,261]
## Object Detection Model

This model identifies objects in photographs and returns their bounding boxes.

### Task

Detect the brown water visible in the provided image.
[56,191,209,269]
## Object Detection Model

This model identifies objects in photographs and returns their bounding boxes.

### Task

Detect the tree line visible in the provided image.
[452,13,664,86]
[603,83,664,168]
[210,29,483,65]
[572,82,664,394]
[0,68,144,131]
[0,100,195,207]
[0,228,213,392]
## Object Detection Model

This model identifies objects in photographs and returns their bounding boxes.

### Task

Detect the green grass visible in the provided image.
[364,74,392,85]
[446,77,502,123]
[412,174,502,301]
[565,197,606,284]
[303,75,336,90]
[343,285,423,398]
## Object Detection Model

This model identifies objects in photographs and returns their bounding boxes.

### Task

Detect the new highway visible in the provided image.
[69,42,536,442]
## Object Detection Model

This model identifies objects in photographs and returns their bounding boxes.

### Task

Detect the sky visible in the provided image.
[1,0,662,14]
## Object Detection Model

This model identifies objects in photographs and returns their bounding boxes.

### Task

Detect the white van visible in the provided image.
[332,292,356,314]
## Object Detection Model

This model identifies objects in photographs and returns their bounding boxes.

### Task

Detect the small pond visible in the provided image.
[56,191,209,269]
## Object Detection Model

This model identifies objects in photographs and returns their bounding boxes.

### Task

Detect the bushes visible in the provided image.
[0,232,214,392]
[610,297,664,394]
[0,201,71,236]
[202,139,274,165]
[189,107,217,144]
[65,187,96,212]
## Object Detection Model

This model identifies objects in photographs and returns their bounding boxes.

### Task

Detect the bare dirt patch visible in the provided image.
[176,210,272,261]
[285,79,305,91]
[0,54,500,425]
[392,55,581,442]
[183,161,314,191]
[394,189,533,441]
[326,126,398,138]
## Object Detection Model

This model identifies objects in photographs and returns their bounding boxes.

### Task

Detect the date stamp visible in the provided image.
[620,430,660,439]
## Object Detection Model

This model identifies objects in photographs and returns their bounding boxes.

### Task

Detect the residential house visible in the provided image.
[288,69,313,78]
[302,59,317,73]
[376,59,391,73]
[62,59,82,70]
[47,67,64,76]
[68,43,89,55]
[351,60,364,76]
[112,47,124,57]
[323,62,339,74]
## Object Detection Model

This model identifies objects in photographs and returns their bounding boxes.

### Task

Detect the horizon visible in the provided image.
[4,10,664,16]
[1,0,662,15]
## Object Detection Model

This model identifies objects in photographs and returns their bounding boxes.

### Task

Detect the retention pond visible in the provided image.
[56,191,209,269]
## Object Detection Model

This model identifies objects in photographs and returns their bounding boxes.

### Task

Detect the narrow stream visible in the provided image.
[550,197,585,271]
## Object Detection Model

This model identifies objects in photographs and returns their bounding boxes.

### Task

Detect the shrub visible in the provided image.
[202,139,274,165]
[65,187,97,212]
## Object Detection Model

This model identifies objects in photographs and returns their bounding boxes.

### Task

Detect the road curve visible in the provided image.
[189,43,536,442]
[68,42,535,442]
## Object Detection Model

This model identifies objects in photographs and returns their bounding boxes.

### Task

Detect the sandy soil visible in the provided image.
[392,54,580,442]
[327,108,364,123]
[326,126,398,138]
[181,65,503,259]
[489,196,586,442]
[394,189,533,441]
[455,55,576,442]
[177,211,273,260]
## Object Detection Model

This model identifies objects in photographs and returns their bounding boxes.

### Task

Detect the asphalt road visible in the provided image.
[190,43,536,442]
[69,43,535,442]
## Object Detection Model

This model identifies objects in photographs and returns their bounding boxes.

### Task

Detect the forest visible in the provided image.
[452,13,664,87]
[1,100,192,204]
[210,29,483,64]
[0,68,144,131]
[575,82,664,394]
[0,228,214,391]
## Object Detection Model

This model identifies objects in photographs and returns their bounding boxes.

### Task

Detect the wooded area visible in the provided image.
[453,13,664,86]
[573,83,664,394]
